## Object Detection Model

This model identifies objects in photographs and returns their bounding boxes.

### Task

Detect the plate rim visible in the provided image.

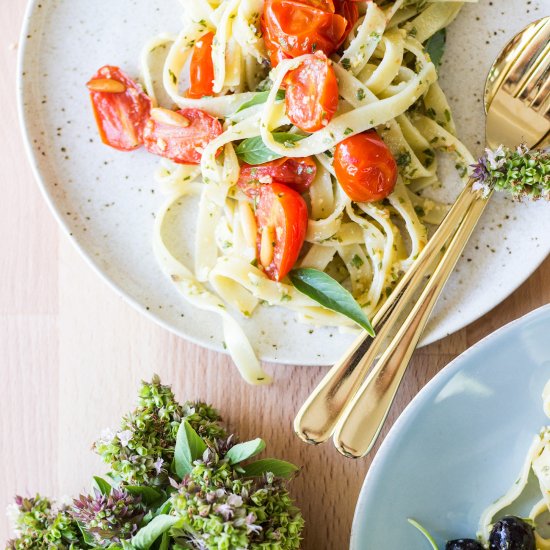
[16,0,550,366]
[16,0,225,358]
[349,303,550,549]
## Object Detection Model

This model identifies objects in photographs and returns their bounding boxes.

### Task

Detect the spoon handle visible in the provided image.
[333,194,488,458]
[294,179,479,445]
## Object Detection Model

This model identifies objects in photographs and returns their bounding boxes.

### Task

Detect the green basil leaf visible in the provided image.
[125,485,163,505]
[157,498,173,515]
[132,515,178,550]
[225,438,266,465]
[242,459,299,478]
[289,268,375,336]
[77,522,97,547]
[174,420,207,478]
[235,133,306,165]
[92,476,112,496]
[424,28,446,69]
[236,90,285,113]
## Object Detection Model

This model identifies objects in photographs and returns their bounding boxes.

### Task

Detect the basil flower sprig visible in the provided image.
[6,377,304,550]
[72,488,146,547]
[133,426,303,550]
[93,375,227,486]
[471,144,549,200]
[6,496,83,549]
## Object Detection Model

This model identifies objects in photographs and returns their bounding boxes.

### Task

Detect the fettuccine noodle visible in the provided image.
[478,380,550,548]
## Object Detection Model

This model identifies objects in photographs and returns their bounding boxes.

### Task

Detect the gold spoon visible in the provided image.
[294,17,550,450]
[333,17,550,458]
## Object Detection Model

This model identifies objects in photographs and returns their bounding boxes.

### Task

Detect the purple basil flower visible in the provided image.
[71,488,145,546]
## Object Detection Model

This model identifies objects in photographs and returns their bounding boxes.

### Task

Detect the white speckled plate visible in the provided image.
[18,0,549,366]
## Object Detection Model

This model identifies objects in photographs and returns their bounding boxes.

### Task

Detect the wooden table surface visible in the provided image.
[1,2,549,548]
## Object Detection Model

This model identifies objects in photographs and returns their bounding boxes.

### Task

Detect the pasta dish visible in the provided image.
[86,0,475,383]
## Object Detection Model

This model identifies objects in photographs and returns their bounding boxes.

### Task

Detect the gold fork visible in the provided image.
[294,17,550,450]
[333,18,550,458]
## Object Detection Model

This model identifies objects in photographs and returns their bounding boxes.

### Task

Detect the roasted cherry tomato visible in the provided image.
[262,20,293,67]
[262,0,348,65]
[306,0,335,10]
[334,0,358,45]
[87,66,152,151]
[187,32,215,99]
[334,130,398,202]
[285,52,339,133]
[238,157,317,197]
[255,182,308,281]
[143,108,222,165]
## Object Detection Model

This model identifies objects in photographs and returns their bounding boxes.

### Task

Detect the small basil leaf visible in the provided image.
[125,485,163,505]
[131,515,178,550]
[159,532,170,550]
[236,133,306,165]
[289,268,375,336]
[225,438,266,465]
[92,476,112,496]
[242,459,299,478]
[142,509,155,524]
[236,90,285,113]
[157,498,173,515]
[424,28,446,69]
[77,522,97,547]
[174,420,207,479]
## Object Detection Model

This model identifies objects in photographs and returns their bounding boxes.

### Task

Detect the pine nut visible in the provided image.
[87,78,127,93]
[260,225,275,268]
[150,108,190,127]
[239,201,257,249]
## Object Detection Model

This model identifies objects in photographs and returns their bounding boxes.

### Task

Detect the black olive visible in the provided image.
[489,516,536,550]
[446,539,485,550]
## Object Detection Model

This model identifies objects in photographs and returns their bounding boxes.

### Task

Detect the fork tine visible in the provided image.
[536,89,550,117]
[518,45,550,105]
[530,59,550,114]
[502,18,550,95]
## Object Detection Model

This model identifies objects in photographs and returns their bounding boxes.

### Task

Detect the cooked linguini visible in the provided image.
[139,0,475,384]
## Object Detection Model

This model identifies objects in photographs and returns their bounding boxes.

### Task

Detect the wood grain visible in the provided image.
[1,2,549,548]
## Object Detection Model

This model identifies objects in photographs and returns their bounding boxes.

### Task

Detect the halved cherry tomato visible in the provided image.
[143,108,222,165]
[262,0,348,65]
[285,52,339,133]
[255,182,308,281]
[187,32,215,99]
[87,66,152,151]
[238,157,317,197]
[333,130,398,202]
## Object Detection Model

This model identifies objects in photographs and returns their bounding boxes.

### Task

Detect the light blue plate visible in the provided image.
[350,305,550,550]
